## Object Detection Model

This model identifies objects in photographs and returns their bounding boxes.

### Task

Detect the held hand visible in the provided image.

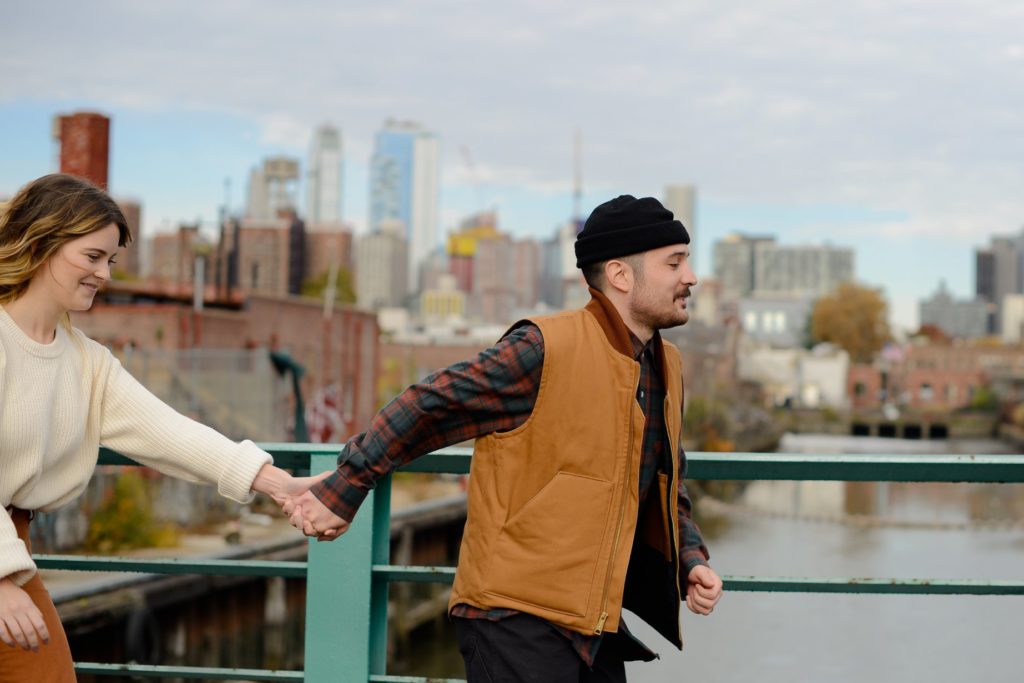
[288,490,351,541]
[0,578,49,651]
[251,465,332,510]
[685,564,723,615]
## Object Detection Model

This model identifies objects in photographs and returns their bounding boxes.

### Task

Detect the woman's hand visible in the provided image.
[0,577,49,651]
[251,464,333,512]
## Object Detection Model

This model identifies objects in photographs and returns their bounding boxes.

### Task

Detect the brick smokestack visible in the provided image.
[55,111,110,188]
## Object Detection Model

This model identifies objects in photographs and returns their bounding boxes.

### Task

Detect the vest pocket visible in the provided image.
[484,471,614,617]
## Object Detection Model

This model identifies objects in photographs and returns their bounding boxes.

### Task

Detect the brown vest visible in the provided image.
[449,297,684,637]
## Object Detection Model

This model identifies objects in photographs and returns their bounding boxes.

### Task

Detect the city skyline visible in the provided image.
[5,1,1024,330]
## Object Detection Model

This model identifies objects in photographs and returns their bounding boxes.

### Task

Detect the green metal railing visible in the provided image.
[34,446,1024,682]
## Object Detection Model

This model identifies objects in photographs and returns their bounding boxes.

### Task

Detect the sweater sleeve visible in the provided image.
[87,338,272,504]
[0,509,36,587]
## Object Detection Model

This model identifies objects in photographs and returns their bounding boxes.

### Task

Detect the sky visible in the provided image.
[3,0,1024,330]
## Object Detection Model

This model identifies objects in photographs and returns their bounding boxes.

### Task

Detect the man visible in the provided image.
[288,195,723,681]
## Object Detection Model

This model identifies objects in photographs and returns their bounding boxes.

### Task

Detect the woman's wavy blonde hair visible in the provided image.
[0,174,131,305]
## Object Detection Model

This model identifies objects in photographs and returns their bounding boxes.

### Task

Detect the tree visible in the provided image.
[810,282,890,363]
[301,267,357,306]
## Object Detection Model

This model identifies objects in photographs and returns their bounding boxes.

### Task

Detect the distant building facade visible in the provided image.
[918,280,988,339]
[247,156,300,221]
[307,125,343,224]
[713,234,854,302]
[369,119,439,292]
[739,296,814,348]
[712,233,775,300]
[975,229,1024,334]
[356,224,409,310]
[114,199,143,278]
[663,184,696,272]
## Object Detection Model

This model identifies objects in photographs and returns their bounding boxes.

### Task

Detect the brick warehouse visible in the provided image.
[72,285,379,442]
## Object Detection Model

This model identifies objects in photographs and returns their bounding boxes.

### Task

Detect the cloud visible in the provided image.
[5,0,1024,294]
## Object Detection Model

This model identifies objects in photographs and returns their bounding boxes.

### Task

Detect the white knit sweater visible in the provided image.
[0,306,272,586]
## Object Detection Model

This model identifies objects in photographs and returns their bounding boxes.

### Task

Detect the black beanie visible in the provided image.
[575,195,690,268]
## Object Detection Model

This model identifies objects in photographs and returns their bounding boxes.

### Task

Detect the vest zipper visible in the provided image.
[594,365,639,635]
[667,397,683,645]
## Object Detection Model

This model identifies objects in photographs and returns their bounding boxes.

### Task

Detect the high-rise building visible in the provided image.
[53,111,110,188]
[919,280,988,339]
[472,235,516,324]
[307,125,343,224]
[150,224,204,287]
[305,224,354,285]
[753,243,854,297]
[237,221,290,295]
[356,219,409,310]
[446,211,500,293]
[713,234,852,301]
[246,157,300,221]
[369,120,439,293]
[974,230,1024,334]
[712,234,775,301]
[114,199,143,278]
[663,184,696,271]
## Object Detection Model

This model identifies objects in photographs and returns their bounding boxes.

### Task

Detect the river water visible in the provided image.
[623,434,1024,683]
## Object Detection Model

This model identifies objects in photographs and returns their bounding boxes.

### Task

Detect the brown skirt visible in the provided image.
[0,508,75,683]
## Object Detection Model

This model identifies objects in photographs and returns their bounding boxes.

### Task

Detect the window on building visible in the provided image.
[919,383,934,401]
[854,382,867,397]
[744,312,758,331]
[946,384,957,403]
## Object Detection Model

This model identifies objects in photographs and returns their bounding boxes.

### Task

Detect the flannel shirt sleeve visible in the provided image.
[678,441,711,576]
[310,323,544,522]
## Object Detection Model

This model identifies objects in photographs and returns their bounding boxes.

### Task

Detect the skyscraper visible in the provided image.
[712,233,775,301]
[53,111,110,188]
[246,156,300,221]
[369,120,439,293]
[356,219,409,310]
[663,184,696,271]
[975,229,1024,334]
[307,125,343,224]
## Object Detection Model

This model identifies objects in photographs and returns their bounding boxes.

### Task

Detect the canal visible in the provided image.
[627,434,1023,683]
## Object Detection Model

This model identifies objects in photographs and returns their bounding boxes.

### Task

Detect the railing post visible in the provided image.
[369,475,392,676]
[304,453,375,683]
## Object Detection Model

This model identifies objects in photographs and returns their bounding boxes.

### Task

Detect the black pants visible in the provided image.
[454,614,627,683]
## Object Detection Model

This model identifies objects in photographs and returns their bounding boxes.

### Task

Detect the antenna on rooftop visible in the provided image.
[573,127,582,228]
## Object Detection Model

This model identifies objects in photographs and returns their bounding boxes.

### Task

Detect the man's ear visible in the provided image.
[604,258,632,294]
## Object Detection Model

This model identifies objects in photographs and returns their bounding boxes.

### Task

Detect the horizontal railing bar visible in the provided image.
[686,452,1024,482]
[73,662,303,680]
[374,565,1024,595]
[35,556,307,578]
[726,576,1024,595]
[98,447,1024,482]
[373,564,457,582]
[370,677,465,683]
[397,447,474,474]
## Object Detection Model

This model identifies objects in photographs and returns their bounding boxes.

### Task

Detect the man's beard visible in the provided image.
[630,286,691,331]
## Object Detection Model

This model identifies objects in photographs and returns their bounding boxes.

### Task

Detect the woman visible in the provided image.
[0,174,319,682]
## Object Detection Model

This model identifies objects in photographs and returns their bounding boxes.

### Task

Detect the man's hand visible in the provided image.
[685,564,723,615]
[0,578,49,651]
[286,490,351,541]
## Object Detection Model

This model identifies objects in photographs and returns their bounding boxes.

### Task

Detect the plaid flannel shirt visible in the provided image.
[310,321,710,665]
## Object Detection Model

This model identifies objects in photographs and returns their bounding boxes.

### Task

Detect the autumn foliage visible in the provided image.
[810,282,891,362]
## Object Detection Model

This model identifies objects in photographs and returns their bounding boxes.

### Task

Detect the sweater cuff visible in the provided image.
[681,548,710,577]
[216,440,273,504]
[310,468,370,523]
[0,539,37,587]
